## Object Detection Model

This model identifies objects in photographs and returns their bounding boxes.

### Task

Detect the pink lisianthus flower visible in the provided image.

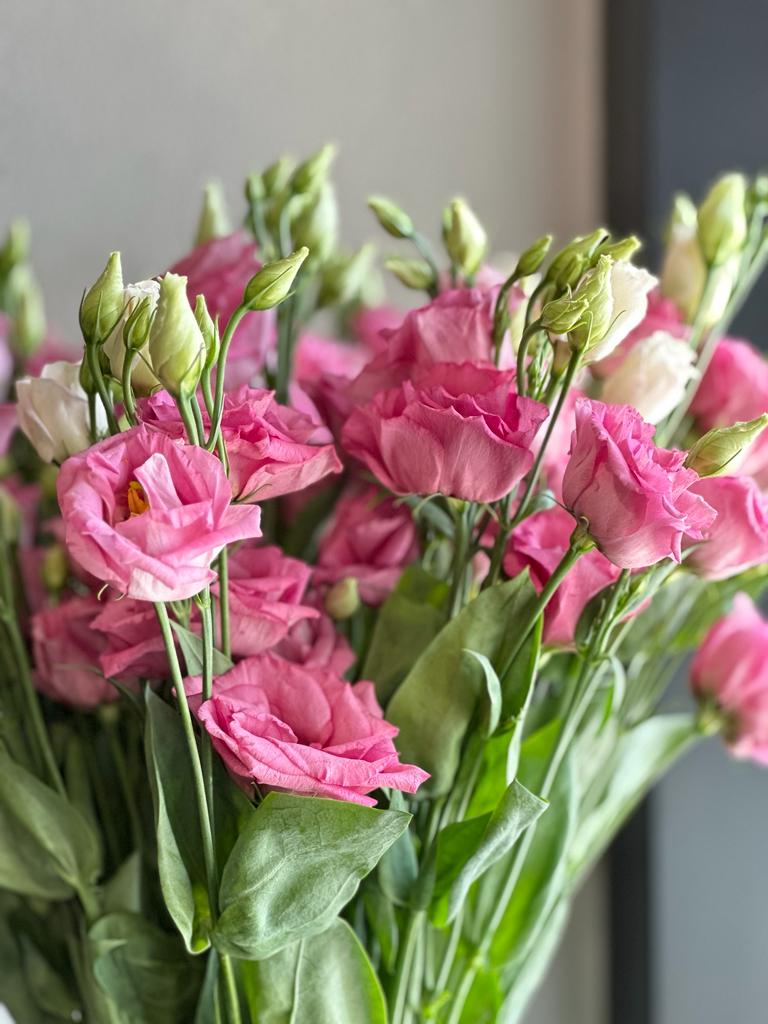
[218,543,318,657]
[536,387,585,500]
[342,362,548,504]
[139,388,342,503]
[293,332,373,437]
[185,652,429,805]
[590,293,689,379]
[350,305,403,349]
[57,424,262,602]
[348,287,517,403]
[315,484,419,605]
[690,337,768,486]
[31,595,116,708]
[275,600,355,677]
[92,597,169,680]
[503,506,620,646]
[691,594,768,765]
[169,231,276,387]
[684,475,768,580]
[562,399,716,569]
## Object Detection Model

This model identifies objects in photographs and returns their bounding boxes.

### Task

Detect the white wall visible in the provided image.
[0,2,606,1020]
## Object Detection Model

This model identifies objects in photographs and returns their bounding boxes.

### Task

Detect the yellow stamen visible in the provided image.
[127,480,149,516]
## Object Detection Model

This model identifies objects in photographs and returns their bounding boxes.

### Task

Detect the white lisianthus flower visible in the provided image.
[582,261,658,363]
[601,331,699,424]
[16,361,106,463]
[660,218,736,328]
[102,279,161,395]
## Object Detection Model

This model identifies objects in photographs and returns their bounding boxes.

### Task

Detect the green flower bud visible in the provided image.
[195,294,219,368]
[697,172,749,266]
[80,252,124,345]
[540,293,589,334]
[324,577,360,620]
[41,544,68,593]
[291,185,339,265]
[148,273,206,397]
[384,256,434,291]
[368,196,414,239]
[515,235,553,278]
[0,487,20,543]
[262,156,296,198]
[596,235,642,262]
[684,415,768,477]
[243,248,309,310]
[290,143,336,195]
[0,219,30,286]
[569,255,615,350]
[547,229,608,289]
[245,172,266,207]
[123,295,155,352]
[444,198,487,277]
[665,193,698,241]
[8,269,45,357]
[194,182,231,247]
[318,244,375,308]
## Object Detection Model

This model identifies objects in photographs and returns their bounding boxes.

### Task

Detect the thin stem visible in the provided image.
[492,272,519,365]
[511,348,581,528]
[390,910,425,1024]
[178,394,201,445]
[105,717,142,852]
[411,232,441,299]
[217,549,231,659]
[198,591,217,839]
[121,351,138,425]
[447,503,472,618]
[206,305,250,451]
[86,343,119,434]
[275,295,296,405]
[515,321,542,396]
[219,954,243,1024]
[154,603,219,916]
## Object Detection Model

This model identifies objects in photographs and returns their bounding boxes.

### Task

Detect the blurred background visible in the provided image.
[1,2,766,1021]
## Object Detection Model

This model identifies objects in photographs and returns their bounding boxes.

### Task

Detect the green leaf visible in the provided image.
[377,792,419,906]
[498,899,569,1024]
[363,566,449,704]
[0,745,102,900]
[569,713,699,885]
[361,880,399,972]
[239,918,387,1024]
[214,792,410,960]
[464,649,502,737]
[387,572,537,795]
[20,934,79,1020]
[0,902,63,1024]
[170,620,233,676]
[144,690,211,954]
[445,781,546,925]
[103,852,143,915]
[90,912,202,1024]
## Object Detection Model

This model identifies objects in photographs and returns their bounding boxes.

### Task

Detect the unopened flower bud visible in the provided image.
[148,273,206,397]
[123,295,155,352]
[515,235,553,278]
[368,196,414,239]
[262,156,296,198]
[290,186,338,265]
[384,256,434,291]
[697,173,749,266]
[569,255,614,350]
[444,198,487,277]
[325,577,360,620]
[9,270,45,357]
[318,244,375,307]
[194,182,231,247]
[540,293,589,334]
[244,248,309,310]
[0,219,30,284]
[195,294,219,368]
[103,280,160,396]
[685,415,768,477]
[80,252,125,345]
[245,172,266,207]
[290,143,336,195]
[596,235,642,262]
[42,544,68,592]
[547,229,608,289]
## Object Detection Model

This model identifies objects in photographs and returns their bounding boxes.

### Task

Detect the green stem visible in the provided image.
[206,305,250,451]
[447,503,472,618]
[105,717,142,852]
[515,320,542,396]
[411,232,441,299]
[510,347,581,528]
[86,343,119,434]
[219,954,243,1024]
[275,295,296,405]
[217,549,231,659]
[154,603,219,916]
[178,394,201,445]
[198,591,217,838]
[492,272,519,365]
[121,351,138,425]
[390,910,425,1024]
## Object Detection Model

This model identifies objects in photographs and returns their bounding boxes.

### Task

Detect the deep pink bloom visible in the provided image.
[57,424,262,602]
[315,485,419,605]
[685,475,768,580]
[690,337,768,486]
[562,399,716,568]
[537,387,585,500]
[169,231,275,386]
[591,293,688,379]
[504,506,619,645]
[342,362,548,503]
[275,601,355,677]
[691,594,768,765]
[219,544,318,657]
[350,305,403,349]
[293,332,373,436]
[31,595,116,708]
[349,287,514,403]
[92,597,169,680]
[185,652,429,804]
[140,388,342,502]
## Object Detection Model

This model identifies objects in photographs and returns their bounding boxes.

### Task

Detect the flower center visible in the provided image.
[127,480,149,516]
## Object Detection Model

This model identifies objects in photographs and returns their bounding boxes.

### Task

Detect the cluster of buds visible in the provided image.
[0,220,46,360]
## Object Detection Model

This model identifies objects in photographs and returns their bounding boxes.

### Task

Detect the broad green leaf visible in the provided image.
[103,852,143,915]
[387,572,537,795]
[363,566,449,703]
[377,792,419,906]
[214,792,410,960]
[444,781,547,925]
[170,620,233,676]
[240,918,387,1024]
[0,901,63,1024]
[20,934,79,1020]
[90,912,202,1024]
[464,650,502,737]
[0,745,101,900]
[361,880,399,972]
[430,814,490,924]
[569,713,699,885]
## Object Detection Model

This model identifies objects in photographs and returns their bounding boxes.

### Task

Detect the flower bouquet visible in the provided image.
[1,150,768,1024]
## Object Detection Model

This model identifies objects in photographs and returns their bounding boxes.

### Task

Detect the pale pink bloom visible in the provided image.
[186,652,429,805]
[31,595,116,708]
[57,424,262,602]
[562,399,716,568]
[685,475,768,580]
